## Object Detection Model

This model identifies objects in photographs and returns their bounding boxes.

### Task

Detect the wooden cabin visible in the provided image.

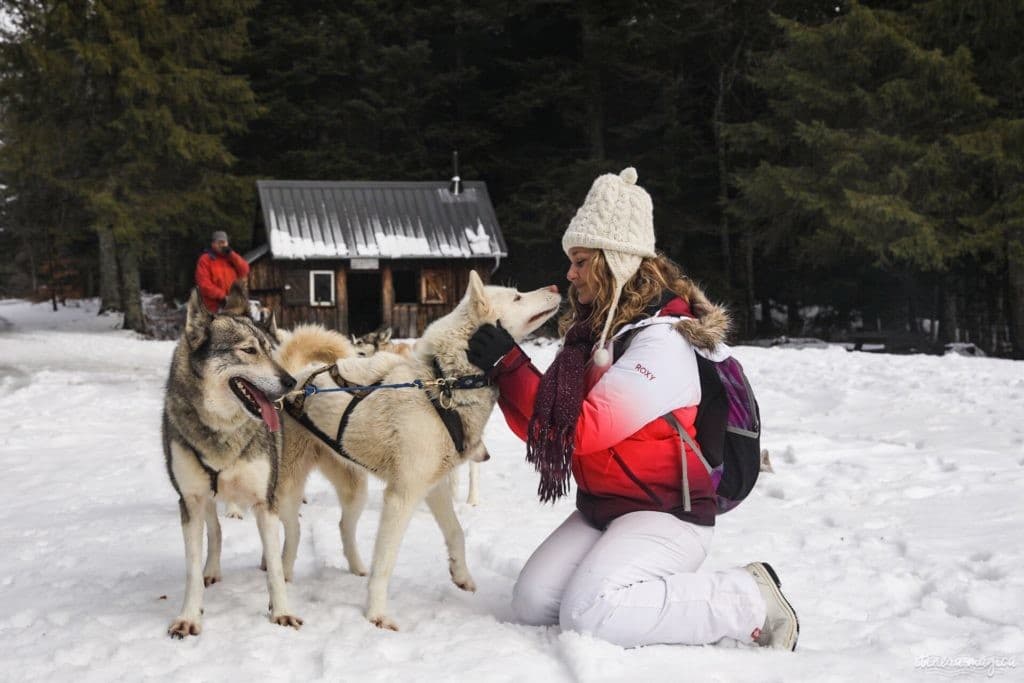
[244,179,508,337]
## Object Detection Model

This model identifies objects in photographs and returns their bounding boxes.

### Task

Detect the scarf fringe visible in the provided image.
[525,313,593,503]
[526,423,575,502]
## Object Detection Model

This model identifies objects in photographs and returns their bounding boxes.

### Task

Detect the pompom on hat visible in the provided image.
[563,167,656,366]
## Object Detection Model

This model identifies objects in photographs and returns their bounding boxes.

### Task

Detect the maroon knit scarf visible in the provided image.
[526,307,596,502]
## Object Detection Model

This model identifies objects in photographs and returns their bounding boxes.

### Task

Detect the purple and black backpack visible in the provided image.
[616,323,763,515]
[663,352,762,514]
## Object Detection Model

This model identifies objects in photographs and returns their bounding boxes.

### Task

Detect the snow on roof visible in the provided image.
[256,180,508,260]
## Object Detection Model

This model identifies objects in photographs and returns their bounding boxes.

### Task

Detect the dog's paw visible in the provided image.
[453,575,476,592]
[271,614,303,629]
[203,574,221,587]
[260,556,267,571]
[369,614,400,631]
[449,559,476,592]
[347,559,368,577]
[225,502,246,519]
[168,618,202,639]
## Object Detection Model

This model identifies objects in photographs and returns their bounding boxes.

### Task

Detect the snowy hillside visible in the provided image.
[1,298,1021,682]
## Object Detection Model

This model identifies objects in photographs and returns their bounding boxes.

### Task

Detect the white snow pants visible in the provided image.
[512,510,766,648]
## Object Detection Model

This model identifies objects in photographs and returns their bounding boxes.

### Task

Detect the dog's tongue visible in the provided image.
[253,388,281,433]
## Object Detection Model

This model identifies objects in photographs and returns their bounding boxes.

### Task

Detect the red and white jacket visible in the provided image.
[494,295,731,528]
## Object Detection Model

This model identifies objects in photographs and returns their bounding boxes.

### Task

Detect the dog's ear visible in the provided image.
[378,326,392,344]
[264,310,279,338]
[222,280,249,317]
[185,288,212,350]
[465,270,492,320]
[274,326,292,346]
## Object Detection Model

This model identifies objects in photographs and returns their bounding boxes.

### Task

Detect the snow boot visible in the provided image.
[745,562,799,651]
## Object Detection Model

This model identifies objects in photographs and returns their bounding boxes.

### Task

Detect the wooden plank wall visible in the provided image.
[387,260,493,336]
[335,268,348,335]
[248,257,494,337]
[248,258,281,290]
[392,304,418,338]
[381,265,394,329]
[248,257,337,330]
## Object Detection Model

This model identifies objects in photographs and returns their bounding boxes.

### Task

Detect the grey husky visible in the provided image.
[161,282,301,638]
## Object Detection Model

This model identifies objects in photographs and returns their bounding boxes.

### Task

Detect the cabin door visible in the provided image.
[347,271,383,336]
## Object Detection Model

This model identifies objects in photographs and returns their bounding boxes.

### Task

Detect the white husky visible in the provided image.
[274,271,560,630]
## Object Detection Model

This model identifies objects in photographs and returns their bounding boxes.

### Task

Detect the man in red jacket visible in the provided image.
[194,230,250,313]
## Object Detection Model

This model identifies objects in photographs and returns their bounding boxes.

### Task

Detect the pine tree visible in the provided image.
[0,1,97,308]
[914,0,1024,354]
[237,1,501,182]
[1,0,260,331]
[79,0,260,331]
[725,1,993,336]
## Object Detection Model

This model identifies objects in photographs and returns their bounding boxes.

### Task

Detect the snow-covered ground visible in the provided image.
[1,298,1022,682]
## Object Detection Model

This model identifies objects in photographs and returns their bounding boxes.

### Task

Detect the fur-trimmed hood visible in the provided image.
[611,283,731,354]
[673,280,731,352]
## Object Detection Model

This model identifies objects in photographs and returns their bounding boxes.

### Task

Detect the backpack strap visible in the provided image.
[609,316,681,359]
[664,412,714,475]
[611,327,641,362]
[663,410,714,514]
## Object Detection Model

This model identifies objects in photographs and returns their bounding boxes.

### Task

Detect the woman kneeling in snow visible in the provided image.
[467,167,799,650]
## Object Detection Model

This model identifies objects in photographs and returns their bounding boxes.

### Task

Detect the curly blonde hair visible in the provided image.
[559,250,709,338]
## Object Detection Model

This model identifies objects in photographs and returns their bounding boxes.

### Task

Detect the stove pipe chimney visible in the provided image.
[450,150,461,195]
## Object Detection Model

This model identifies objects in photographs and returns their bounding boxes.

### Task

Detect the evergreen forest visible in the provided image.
[2,1,1022,356]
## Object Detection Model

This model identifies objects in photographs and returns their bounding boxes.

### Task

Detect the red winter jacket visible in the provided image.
[194,248,250,313]
[494,296,730,528]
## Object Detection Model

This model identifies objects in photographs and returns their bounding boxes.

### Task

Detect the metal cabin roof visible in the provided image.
[256,180,508,260]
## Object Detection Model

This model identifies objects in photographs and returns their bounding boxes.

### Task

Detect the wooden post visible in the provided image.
[336,267,348,334]
[382,264,394,330]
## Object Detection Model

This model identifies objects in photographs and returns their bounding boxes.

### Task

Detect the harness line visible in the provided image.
[275,373,490,410]
[277,362,491,470]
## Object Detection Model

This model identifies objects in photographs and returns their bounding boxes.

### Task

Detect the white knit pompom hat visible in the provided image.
[562,167,656,367]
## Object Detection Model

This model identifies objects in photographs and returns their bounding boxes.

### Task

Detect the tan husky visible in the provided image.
[272,271,560,630]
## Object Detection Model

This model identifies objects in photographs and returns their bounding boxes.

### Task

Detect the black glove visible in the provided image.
[467,322,516,375]
[220,245,233,255]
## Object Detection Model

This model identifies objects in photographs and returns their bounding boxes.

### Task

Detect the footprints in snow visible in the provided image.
[0,364,32,393]
[972,564,1005,581]
[966,551,1006,581]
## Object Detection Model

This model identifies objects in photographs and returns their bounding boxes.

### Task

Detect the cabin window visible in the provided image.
[393,269,418,304]
[421,269,447,304]
[309,270,335,306]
